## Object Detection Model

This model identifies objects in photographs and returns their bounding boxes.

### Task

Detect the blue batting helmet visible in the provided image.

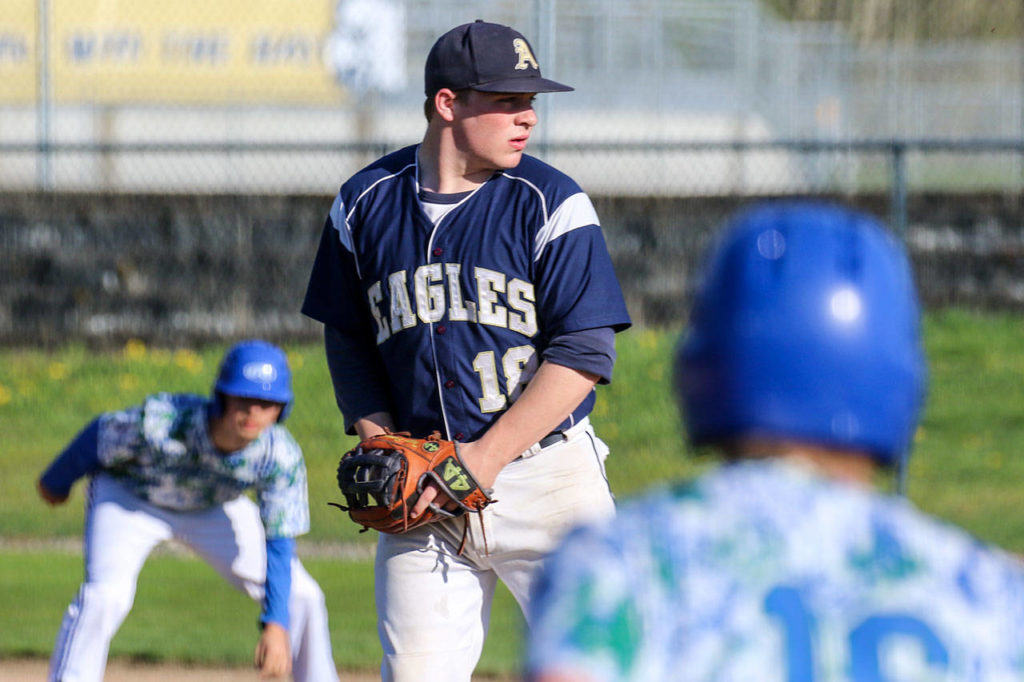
[675,201,927,466]
[212,340,294,422]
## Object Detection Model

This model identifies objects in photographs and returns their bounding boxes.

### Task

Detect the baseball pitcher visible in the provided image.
[302,20,632,682]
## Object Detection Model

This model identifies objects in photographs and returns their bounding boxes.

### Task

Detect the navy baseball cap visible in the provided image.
[425,20,573,96]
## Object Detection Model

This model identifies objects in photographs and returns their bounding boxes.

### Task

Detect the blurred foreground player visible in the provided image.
[527,202,1024,681]
[37,340,338,682]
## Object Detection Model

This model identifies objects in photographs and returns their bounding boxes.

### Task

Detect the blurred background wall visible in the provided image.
[1,0,1022,346]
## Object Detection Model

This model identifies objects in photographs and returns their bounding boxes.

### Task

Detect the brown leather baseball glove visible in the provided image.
[331,430,494,535]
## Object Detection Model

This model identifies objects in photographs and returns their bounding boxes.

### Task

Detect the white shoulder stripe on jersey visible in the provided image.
[329,193,353,252]
[533,192,601,262]
[332,161,416,280]
[328,192,361,280]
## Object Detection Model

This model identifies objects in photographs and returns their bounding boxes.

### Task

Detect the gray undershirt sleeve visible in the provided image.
[541,326,617,384]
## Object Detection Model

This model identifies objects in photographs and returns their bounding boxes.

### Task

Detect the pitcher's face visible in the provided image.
[451,90,538,173]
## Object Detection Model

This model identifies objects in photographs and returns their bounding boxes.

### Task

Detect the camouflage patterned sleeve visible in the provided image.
[96,404,148,468]
[527,518,643,682]
[256,426,311,539]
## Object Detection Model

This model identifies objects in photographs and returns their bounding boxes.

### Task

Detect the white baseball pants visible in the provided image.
[374,418,616,682]
[48,474,339,682]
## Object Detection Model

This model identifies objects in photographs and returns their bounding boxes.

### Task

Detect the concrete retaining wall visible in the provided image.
[2,192,1021,347]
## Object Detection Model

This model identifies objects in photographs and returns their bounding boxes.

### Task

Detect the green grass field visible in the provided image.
[2,309,1024,674]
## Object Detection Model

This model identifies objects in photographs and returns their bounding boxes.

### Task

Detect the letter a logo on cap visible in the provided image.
[513,38,539,71]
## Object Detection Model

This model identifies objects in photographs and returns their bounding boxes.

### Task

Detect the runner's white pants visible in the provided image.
[375,418,616,682]
[48,474,339,682]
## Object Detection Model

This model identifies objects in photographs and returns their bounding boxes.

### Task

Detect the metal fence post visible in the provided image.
[890,141,907,239]
[890,141,908,496]
[36,0,54,190]
[533,0,555,161]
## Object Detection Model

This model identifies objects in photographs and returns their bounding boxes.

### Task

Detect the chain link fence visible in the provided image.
[1,0,1021,194]
[1,0,1022,345]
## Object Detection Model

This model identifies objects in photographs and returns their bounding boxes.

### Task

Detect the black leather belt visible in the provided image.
[538,431,565,449]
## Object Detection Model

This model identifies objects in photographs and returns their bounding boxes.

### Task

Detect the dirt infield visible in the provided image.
[1,659,381,681]
[1,658,518,681]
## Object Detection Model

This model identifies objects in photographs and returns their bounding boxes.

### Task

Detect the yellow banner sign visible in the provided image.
[0,1,36,103]
[0,0,396,104]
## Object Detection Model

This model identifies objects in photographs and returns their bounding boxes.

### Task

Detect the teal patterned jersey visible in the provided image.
[97,392,310,538]
[528,459,1024,681]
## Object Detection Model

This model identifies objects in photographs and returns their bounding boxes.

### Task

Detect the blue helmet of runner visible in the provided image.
[675,201,927,466]
[212,339,294,422]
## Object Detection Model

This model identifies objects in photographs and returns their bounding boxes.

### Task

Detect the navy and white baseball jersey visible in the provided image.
[302,145,631,439]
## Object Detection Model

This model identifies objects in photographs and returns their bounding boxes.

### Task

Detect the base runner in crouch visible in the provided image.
[37,340,339,682]
[302,20,631,682]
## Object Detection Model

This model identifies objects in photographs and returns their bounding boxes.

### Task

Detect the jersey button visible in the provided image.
[444,379,456,389]
[433,247,443,256]
[437,325,446,334]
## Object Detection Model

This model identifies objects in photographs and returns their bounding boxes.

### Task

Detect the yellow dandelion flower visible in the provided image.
[48,362,69,380]
[119,374,138,391]
[124,338,147,360]
[174,349,204,374]
[0,383,11,406]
